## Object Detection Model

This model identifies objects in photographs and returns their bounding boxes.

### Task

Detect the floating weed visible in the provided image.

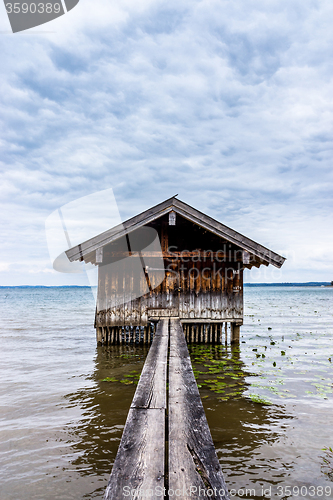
[248,394,272,405]
[101,377,118,382]
[120,379,134,385]
[321,447,333,480]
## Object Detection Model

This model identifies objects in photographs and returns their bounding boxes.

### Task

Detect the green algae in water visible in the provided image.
[248,394,272,405]
[101,377,119,382]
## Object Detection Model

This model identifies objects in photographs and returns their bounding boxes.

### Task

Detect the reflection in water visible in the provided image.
[188,342,295,499]
[64,340,295,500]
[2,287,333,500]
[63,344,148,493]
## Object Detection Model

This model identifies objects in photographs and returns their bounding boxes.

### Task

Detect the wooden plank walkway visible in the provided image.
[104,318,230,500]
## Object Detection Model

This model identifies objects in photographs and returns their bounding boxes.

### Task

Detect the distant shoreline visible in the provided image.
[0,283,332,288]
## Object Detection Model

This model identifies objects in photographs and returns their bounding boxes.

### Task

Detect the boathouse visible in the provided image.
[66,196,285,344]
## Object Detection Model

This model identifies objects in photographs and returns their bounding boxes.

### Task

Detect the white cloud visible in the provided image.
[0,262,10,272]
[0,0,333,283]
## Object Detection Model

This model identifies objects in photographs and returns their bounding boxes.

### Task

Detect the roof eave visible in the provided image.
[65,197,286,268]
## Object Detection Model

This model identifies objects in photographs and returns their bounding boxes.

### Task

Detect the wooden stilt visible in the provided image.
[231,324,240,344]
[96,327,102,344]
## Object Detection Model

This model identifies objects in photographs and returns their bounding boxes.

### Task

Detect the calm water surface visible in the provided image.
[0,287,332,500]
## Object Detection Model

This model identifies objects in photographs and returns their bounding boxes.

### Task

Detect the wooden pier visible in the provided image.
[64,196,286,498]
[104,318,230,500]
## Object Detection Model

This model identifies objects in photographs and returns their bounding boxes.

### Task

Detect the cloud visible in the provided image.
[0,0,333,283]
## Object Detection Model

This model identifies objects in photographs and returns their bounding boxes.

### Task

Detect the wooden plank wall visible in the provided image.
[95,259,243,327]
[104,318,230,500]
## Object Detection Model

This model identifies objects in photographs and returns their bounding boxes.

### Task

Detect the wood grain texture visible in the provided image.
[131,319,168,409]
[104,408,165,500]
[169,319,230,500]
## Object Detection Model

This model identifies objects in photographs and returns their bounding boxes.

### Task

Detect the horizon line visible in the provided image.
[0,282,331,288]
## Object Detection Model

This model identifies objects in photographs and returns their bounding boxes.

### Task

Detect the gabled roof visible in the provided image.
[65,196,286,268]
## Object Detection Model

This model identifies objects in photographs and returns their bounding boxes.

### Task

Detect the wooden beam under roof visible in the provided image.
[65,196,286,269]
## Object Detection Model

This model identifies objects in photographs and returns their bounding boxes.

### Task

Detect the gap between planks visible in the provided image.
[104,318,230,500]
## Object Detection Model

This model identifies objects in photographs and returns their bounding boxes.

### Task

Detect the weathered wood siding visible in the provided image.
[95,260,243,327]
[95,215,244,328]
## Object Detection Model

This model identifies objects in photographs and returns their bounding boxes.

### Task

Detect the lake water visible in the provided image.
[0,286,332,500]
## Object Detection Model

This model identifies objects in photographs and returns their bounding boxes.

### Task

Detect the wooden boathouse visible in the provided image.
[66,196,285,345]
[66,197,285,499]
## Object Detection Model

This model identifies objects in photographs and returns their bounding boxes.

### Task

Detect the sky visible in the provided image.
[0,0,333,285]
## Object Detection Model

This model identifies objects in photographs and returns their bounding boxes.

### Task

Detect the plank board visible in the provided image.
[131,319,168,409]
[104,408,165,500]
[104,320,168,499]
[169,319,230,500]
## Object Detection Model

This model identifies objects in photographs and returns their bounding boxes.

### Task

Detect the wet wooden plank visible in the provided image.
[104,320,168,499]
[131,318,168,409]
[104,408,165,500]
[168,319,230,500]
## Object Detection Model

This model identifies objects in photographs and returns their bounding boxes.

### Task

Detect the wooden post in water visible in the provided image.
[231,323,240,344]
[96,327,102,345]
